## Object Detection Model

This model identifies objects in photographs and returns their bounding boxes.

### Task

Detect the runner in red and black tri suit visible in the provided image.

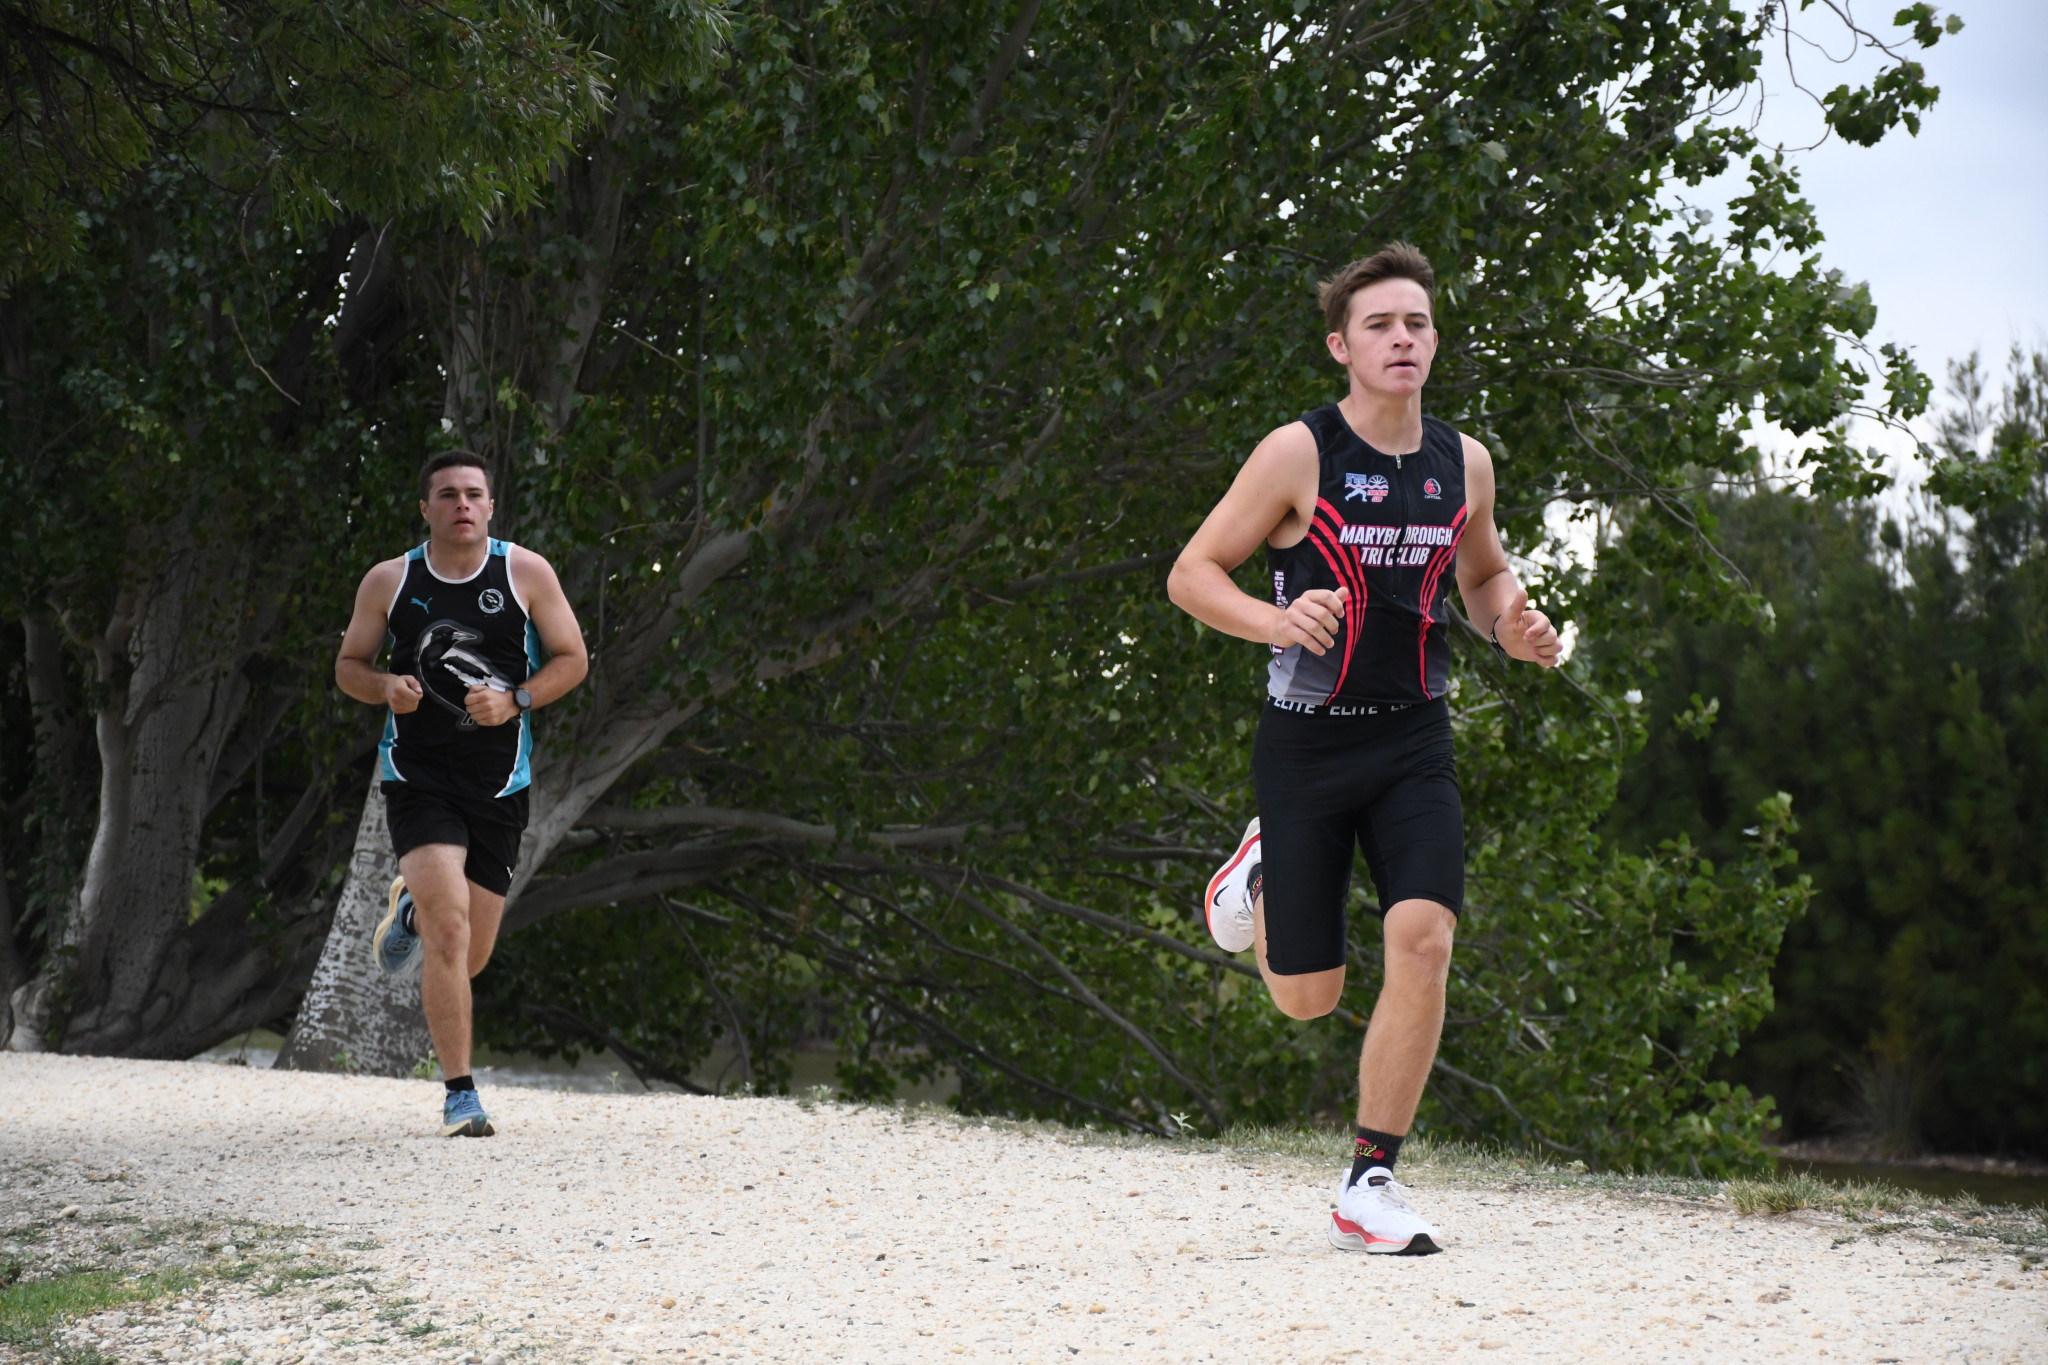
[1169,243,1562,1254]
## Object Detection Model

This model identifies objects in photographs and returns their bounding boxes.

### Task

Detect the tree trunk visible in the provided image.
[274,776,429,1075]
[10,519,271,1054]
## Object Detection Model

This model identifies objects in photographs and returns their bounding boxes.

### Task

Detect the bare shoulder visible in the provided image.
[506,543,566,596]
[1459,431,1496,503]
[1458,430,1494,475]
[1240,418,1319,486]
[357,555,408,599]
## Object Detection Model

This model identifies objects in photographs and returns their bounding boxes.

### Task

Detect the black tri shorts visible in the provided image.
[1251,697,1464,976]
[382,782,529,897]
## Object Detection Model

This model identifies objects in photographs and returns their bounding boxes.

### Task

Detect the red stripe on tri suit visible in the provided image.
[1305,521,1362,701]
[1318,499,1368,695]
[1311,499,1370,702]
[1412,505,1470,699]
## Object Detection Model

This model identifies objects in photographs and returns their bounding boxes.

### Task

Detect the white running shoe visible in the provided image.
[1202,817,1261,953]
[1329,1167,1443,1255]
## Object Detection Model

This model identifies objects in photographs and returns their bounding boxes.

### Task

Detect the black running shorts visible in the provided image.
[382,781,529,897]
[1251,697,1463,976]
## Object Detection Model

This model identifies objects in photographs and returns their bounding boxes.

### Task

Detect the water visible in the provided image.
[1776,1157,2048,1212]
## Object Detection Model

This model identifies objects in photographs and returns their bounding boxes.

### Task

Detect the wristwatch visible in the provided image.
[513,687,533,713]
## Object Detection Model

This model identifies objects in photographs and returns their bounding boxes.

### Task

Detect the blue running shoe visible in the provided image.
[370,875,423,976]
[441,1088,494,1138]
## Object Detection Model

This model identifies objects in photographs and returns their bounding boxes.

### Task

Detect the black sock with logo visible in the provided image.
[1349,1127,1404,1187]
[401,899,418,935]
[444,1075,475,1094]
[1245,863,1262,909]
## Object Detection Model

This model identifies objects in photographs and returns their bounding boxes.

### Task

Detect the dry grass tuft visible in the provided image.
[1723,1171,1916,1216]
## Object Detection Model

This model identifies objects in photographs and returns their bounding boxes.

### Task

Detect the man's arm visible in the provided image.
[1167,422,1351,657]
[336,559,424,711]
[462,548,590,727]
[1453,436,1561,667]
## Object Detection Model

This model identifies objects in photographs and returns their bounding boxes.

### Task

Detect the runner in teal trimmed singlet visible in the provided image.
[336,451,588,1136]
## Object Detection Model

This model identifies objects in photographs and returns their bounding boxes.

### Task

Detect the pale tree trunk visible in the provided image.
[10,521,269,1054]
[274,776,429,1075]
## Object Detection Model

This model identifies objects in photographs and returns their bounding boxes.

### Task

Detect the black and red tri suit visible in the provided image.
[1264,407,1471,709]
[1251,405,1472,975]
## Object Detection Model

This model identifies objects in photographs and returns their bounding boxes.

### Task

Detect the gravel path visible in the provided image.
[3,1054,2043,1363]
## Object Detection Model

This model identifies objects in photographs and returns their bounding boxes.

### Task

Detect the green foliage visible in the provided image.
[462,0,1958,1170]
[1605,353,2048,1155]
[1807,3,1959,145]
[0,0,672,278]
[1,0,1953,1165]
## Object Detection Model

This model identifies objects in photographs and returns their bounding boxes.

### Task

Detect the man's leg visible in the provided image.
[1323,897,1453,1254]
[1252,892,1345,1019]
[464,884,506,980]
[1357,897,1455,1132]
[401,844,478,1078]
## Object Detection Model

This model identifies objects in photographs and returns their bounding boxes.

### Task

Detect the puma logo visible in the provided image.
[410,597,432,611]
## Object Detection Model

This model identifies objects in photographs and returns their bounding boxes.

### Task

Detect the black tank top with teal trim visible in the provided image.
[378,539,539,798]
[1265,407,1470,709]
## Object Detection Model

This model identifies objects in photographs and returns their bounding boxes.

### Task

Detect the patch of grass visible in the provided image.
[404,1319,439,1337]
[53,1346,118,1365]
[1928,1216,2048,1251]
[0,1266,195,1350]
[256,1260,342,1297]
[1724,1171,1917,1216]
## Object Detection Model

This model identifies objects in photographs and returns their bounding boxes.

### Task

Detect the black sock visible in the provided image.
[444,1075,475,1093]
[401,899,417,936]
[1245,862,1262,907]
[1349,1127,1404,1187]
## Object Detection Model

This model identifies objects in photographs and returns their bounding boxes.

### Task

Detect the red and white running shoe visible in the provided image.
[1329,1167,1443,1255]
[1202,817,1261,954]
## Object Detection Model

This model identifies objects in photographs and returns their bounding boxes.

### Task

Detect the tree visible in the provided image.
[1603,347,2048,1156]
[0,0,726,1054]
[274,0,1932,1169]
[0,0,710,278]
[4,0,1956,1171]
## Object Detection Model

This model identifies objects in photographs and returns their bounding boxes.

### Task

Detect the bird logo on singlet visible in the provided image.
[478,588,505,614]
[1345,472,1391,504]
[415,620,515,730]
[1423,478,1442,500]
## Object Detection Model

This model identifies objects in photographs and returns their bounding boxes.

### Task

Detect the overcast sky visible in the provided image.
[1706,0,2046,430]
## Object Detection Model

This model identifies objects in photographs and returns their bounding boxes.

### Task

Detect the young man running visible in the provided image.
[1168,243,1560,1253]
[336,451,588,1136]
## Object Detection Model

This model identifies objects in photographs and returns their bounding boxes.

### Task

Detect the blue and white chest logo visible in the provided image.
[477,588,506,615]
[1345,472,1392,504]
[1423,477,1443,500]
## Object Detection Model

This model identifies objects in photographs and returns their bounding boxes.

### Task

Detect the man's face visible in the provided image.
[420,466,492,544]
[1326,278,1436,398]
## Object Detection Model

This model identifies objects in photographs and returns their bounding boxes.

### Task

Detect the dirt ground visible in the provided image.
[3,1053,2044,1363]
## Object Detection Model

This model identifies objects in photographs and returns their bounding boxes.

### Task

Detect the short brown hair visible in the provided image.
[419,449,490,501]
[1319,242,1436,335]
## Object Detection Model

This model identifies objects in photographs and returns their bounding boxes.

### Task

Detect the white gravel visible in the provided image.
[3,1053,2044,1363]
